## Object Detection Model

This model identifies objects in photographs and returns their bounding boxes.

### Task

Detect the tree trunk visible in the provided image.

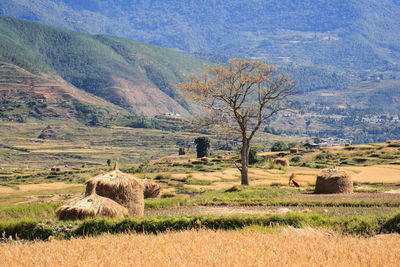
[240,138,250,185]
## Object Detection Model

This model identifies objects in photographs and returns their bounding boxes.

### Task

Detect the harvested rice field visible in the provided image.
[2,229,400,267]
[168,164,400,191]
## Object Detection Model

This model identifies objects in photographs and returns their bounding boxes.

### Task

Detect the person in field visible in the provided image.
[289,174,300,188]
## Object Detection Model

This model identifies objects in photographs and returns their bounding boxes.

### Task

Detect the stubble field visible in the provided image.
[2,229,400,267]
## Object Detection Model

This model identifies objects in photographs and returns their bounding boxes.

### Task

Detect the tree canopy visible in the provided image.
[181,58,295,185]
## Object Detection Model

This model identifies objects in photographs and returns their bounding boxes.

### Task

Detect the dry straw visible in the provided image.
[85,161,145,216]
[143,180,161,199]
[315,168,353,194]
[274,158,290,167]
[55,183,129,220]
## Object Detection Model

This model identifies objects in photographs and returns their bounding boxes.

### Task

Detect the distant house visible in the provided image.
[303,142,320,149]
[230,140,243,146]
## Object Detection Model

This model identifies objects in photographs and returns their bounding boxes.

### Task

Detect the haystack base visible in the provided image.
[55,194,129,220]
[315,168,353,194]
[274,158,289,167]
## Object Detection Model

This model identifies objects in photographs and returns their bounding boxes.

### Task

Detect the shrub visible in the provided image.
[315,151,333,161]
[249,148,261,165]
[271,141,289,152]
[353,158,368,164]
[290,155,302,163]
[0,220,54,240]
[382,213,400,233]
[387,141,400,147]
[154,173,172,180]
[161,192,176,198]
[194,137,210,158]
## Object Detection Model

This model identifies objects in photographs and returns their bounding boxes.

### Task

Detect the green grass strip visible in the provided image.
[3,212,400,240]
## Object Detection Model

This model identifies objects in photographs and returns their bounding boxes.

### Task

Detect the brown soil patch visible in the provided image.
[20,194,82,204]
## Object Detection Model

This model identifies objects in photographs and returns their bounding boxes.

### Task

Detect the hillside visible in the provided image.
[0,16,205,118]
[1,0,400,74]
[0,61,130,124]
[0,16,398,143]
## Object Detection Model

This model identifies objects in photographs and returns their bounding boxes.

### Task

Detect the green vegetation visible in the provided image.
[0,203,62,221]
[3,0,399,74]
[0,15,399,143]
[194,137,210,158]
[271,141,289,152]
[3,212,400,240]
[0,15,205,122]
[249,148,261,165]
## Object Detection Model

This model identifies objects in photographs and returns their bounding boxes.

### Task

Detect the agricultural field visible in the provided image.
[2,229,400,266]
[1,122,400,265]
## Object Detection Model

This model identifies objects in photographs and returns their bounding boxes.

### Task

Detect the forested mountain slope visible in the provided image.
[0,16,205,119]
[1,0,399,73]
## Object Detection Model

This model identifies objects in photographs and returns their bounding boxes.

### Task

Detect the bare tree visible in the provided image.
[180,58,296,185]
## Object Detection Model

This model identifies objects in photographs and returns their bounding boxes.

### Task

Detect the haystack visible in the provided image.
[274,158,289,167]
[55,185,128,220]
[315,168,353,194]
[85,162,145,216]
[143,180,161,199]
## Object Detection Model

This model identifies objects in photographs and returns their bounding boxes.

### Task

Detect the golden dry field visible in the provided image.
[170,164,400,190]
[2,229,400,267]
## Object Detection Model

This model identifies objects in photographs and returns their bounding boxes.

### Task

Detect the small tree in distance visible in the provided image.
[271,141,289,152]
[181,58,295,185]
[194,137,210,158]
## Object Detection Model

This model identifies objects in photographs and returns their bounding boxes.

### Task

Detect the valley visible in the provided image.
[0,2,399,265]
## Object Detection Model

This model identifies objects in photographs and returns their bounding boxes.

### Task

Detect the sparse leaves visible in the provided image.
[181,58,296,185]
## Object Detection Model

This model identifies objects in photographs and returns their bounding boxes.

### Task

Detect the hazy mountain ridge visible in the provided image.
[1,0,399,73]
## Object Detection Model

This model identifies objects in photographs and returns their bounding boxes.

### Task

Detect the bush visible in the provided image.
[271,141,288,152]
[290,155,302,163]
[0,220,54,240]
[353,158,368,164]
[249,148,261,165]
[161,192,176,198]
[315,151,333,161]
[382,213,400,233]
[194,137,210,158]
[387,141,400,147]
[154,174,172,181]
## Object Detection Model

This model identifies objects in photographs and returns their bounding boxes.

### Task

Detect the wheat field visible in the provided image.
[2,229,400,267]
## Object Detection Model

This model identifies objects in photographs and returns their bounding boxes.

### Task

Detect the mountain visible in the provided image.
[0,14,398,143]
[1,0,400,74]
[0,15,205,122]
[0,60,127,124]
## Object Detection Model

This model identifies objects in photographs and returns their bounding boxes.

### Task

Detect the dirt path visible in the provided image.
[145,206,295,216]
[145,204,400,217]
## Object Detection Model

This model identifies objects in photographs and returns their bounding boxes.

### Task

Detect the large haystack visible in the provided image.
[85,162,145,216]
[55,192,129,220]
[274,158,290,167]
[315,168,353,194]
[143,180,161,199]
